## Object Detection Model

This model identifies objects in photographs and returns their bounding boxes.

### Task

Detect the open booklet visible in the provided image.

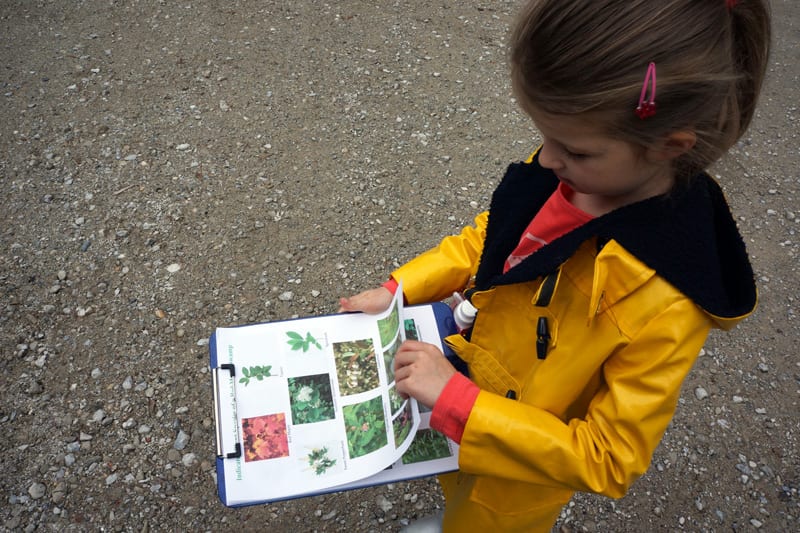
[210,283,462,507]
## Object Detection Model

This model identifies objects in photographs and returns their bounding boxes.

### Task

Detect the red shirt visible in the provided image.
[504,182,594,272]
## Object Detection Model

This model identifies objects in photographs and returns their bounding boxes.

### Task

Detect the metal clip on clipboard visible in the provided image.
[212,363,242,459]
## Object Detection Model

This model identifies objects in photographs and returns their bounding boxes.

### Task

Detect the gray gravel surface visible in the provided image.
[1,1,798,531]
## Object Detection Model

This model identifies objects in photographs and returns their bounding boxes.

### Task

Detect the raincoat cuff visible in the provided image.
[430,372,480,444]
[382,277,400,295]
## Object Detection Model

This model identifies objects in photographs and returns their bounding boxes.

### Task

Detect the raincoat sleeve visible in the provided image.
[456,297,711,497]
[391,212,488,305]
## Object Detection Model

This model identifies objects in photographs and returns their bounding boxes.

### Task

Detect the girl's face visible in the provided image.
[529,109,676,216]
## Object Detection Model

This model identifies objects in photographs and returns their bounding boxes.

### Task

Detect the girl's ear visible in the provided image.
[648,131,697,161]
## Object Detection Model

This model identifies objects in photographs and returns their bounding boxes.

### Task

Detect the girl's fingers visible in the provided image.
[338,287,394,314]
[394,341,427,369]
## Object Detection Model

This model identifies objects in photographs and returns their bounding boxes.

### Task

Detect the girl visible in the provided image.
[340,0,770,530]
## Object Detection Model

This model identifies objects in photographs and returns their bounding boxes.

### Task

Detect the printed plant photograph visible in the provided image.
[241,412,290,463]
[382,338,400,383]
[377,300,400,347]
[392,399,414,447]
[404,318,419,341]
[287,373,335,425]
[304,445,340,476]
[388,385,405,414]
[401,428,452,465]
[239,365,273,386]
[342,396,388,459]
[333,339,380,395]
[285,330,323,353]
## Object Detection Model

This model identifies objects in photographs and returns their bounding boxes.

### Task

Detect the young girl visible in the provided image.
[340,0,770,530]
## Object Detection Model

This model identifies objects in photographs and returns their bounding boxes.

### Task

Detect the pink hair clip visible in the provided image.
[635,62,657,120]
[726,0,738,10]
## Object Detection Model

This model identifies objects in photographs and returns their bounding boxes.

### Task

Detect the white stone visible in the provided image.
[694,387,709,400]
[28,482,46,499]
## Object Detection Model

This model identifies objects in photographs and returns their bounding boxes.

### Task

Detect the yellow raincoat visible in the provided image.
[392,152,757,531]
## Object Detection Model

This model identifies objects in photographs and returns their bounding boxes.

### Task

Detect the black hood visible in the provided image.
[475,153,757,320]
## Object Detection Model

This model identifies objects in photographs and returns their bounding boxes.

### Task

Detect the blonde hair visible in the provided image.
[510,0,771,179]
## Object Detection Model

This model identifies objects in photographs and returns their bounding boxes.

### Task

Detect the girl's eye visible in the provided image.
[565,150,589,160]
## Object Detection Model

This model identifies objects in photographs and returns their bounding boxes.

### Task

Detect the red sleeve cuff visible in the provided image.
[430,372,480,444]
[381,278,399,295]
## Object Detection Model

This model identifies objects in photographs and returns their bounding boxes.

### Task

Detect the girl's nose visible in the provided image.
[538,142,564,170]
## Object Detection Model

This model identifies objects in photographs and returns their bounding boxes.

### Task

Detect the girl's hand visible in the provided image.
[394,340,456,409]
[338,286,394,314]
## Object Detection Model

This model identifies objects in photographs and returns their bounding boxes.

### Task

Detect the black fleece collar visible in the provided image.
[475,154,757,320]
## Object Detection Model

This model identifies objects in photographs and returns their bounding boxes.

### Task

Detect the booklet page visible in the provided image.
[214,286,421,505]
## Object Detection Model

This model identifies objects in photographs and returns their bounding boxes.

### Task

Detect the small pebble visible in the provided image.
[376,494,393,513]
[174,430,190,450]
[28,482,46,499]
[695,387,709,400]
[695,499,704,511]
[26,380,44,395]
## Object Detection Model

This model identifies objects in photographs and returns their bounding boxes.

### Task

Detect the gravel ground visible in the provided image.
[1,1,798,531]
